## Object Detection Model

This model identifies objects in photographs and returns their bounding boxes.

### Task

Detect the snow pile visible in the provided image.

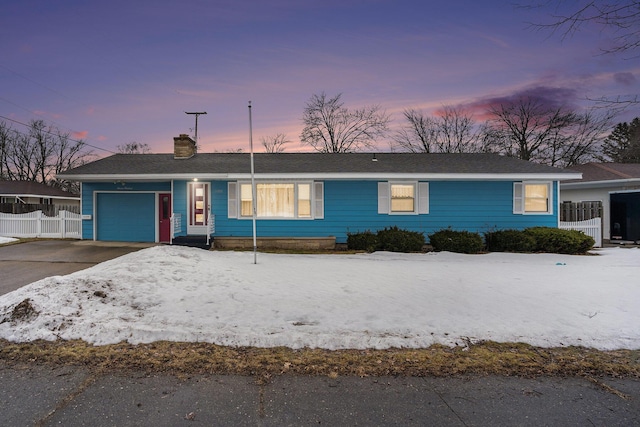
[0,237,17,245]
[0,246,638,350]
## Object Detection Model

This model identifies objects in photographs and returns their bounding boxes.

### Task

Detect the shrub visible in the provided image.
[346,230,379,252]
[376,226,425,253]
[347,227,425,252]
[484,229,536,253]
[428,229,484,254]
[524,227,595,254]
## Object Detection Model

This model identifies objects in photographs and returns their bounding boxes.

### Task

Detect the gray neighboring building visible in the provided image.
[561,163,640,242]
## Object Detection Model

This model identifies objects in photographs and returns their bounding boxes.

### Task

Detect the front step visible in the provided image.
[171,235,211,250]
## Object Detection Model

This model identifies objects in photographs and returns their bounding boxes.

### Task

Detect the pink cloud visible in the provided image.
[73,130,89,139]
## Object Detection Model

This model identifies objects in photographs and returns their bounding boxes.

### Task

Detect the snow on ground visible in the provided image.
[0,246,638,350]
[0,237,17,245]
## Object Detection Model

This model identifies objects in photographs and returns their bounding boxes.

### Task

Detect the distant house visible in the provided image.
[561,163,640,243]
[57,134,581,247]
[0,181,80,213]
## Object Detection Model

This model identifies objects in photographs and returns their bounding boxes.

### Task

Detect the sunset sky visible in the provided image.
[2,0,638,156]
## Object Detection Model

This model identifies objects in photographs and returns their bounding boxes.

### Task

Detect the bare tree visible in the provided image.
[392,109,439,152]
[0,119,93,192]
[549,108,616,166]
[117,141,151,154]
[530,1,640,57]
[300,92,390,153]
[261,133,290,153]
[483,97,614,167]
[393,106,480,153]
[437,106,480,153]
[0,121,12,180]
[527,1,639,107]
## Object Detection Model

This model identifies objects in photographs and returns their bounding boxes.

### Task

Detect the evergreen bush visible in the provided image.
[428,229,484,254]
[484,229,536,253]
[377,226,425,252]
[347,227,425,252]
[524,227,595,254]
[346,230,379,252]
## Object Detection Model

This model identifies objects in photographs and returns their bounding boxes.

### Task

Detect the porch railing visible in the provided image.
[170,213,182,244]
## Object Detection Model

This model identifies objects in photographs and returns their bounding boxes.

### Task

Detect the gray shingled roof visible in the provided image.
[0,180,79,197]
[58,152,577,178]
[564,162,640,183]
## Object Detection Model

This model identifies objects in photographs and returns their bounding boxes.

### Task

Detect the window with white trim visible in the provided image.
[378,182,429,214]
[228,181,323,219]
[513,182,552,214]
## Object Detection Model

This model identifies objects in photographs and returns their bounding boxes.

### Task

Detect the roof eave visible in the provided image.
[57,172,582,181]
[561,177,640,189]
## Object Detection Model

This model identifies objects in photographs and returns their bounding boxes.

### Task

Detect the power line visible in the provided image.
[0,64,71,100]
[0,114,116,154]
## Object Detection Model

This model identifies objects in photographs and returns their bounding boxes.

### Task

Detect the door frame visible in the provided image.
[187,181,210,235]
[158,193,172,243]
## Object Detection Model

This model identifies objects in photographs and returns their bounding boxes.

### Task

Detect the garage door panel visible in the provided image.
[97,193,155,242]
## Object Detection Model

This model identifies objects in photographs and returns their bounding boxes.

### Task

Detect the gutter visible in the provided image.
[561,178,640,190]
[56,172,583,182]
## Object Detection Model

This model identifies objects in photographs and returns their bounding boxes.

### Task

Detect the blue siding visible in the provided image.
[80,179,559,243]
[172,180,189,237]
[210,180,559,244]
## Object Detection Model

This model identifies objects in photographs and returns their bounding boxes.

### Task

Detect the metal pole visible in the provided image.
[249,101,257,264]
[185,112,207,144]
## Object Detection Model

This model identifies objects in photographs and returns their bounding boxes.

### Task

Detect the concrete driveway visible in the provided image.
[0,240,155,296]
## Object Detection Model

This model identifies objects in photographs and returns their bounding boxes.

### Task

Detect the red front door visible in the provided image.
[159,193,171,242]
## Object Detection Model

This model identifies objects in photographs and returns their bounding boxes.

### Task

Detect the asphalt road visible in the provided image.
[0,240,154,295]
[0,363,638,426]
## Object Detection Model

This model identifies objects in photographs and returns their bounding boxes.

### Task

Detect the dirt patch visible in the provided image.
[9,299,39,322]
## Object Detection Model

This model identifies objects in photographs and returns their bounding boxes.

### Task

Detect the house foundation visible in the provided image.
[212,236,336,250]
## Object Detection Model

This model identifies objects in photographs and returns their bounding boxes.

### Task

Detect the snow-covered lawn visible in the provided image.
[0,237,17,245]
[0,246,638,351]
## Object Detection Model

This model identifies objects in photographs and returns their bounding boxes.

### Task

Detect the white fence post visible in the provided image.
[61,210,66,239]
[559,217,602,248]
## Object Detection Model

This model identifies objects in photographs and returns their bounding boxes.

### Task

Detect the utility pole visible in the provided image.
[248,101,257,265]
[185,111,207,143]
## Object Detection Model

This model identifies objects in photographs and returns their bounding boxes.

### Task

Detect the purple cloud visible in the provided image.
[613,72,636,86]
[461,86,580,120]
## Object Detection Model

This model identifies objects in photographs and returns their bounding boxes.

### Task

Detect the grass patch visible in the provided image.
[0,339,637,380]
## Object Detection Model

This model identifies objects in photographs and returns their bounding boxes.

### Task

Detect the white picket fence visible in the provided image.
[0,210,82,239]
[559,217,602,248]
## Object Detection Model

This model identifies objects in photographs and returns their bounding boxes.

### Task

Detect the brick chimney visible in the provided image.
[173,134,197,159]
